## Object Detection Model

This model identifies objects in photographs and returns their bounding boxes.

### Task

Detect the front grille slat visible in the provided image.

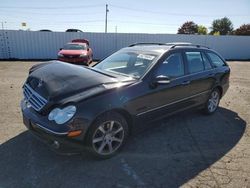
[23,89,29,99]
[32,93,46,105]
[29,97,41,109]
[23,83,48,111]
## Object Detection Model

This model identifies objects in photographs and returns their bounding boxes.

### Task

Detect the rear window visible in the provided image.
[207,52,226,67]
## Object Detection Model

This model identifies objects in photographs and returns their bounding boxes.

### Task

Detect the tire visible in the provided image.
[203,88,221,114]
[85,112,129,159]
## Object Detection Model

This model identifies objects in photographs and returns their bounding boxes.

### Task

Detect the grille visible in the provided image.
[64,55,80,58]
[23,83,48,111]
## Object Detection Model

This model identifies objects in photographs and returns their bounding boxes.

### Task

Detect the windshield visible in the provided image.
[93,51,157,78]
[63,44,87,50]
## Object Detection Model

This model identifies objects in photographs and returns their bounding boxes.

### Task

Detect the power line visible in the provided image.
[110,4,250,17]
[0,4,103,9]
[0,9,104,16]
[108,20,211,27]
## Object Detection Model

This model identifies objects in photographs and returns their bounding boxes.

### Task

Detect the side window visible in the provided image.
[207,52,225,67]
[201,52,212,70]
[156,53,184,78]
[185,52,204,73]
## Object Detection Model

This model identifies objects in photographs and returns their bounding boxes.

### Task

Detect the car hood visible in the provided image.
[25,61,135,103]
[59,49,87,55]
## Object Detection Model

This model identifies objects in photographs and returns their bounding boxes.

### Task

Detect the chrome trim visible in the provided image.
[136,90,210,116]
[23,83,47,111]
[34,123,68,135]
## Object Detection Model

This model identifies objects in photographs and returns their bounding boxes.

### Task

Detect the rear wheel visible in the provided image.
[85,112,128,159]
[203,88,221,114]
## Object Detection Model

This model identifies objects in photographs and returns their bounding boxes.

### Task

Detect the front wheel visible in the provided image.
[85,112,129,159]
[203,89,221,114]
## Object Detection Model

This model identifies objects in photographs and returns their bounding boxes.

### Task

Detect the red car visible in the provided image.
[58,39,93,65]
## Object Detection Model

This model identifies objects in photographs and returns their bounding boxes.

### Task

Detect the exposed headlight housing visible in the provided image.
[57,53,64,57]
[48,105,76,124]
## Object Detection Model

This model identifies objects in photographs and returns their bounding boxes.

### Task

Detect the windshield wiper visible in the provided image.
[85,67,116,78]
[105,69,138,79]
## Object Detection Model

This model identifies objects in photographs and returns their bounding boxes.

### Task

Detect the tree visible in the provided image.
[210,17,233,35]
[197,25,208,35]
[177,21,198,34]
[234,24,250,36]
[213,31,220,36]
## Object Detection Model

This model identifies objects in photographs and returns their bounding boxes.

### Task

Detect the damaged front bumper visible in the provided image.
[21,99,88,154]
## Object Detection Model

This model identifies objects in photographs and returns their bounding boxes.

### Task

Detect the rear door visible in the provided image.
[182,50,216,105]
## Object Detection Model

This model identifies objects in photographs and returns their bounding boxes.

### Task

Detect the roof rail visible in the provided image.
[128,43,167,47]
[128,42,210,49]
[166,42,192,45]
[169,43,210,49]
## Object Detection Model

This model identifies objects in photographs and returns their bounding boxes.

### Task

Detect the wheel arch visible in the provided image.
[85,108,134,141]
[214,85,223,98]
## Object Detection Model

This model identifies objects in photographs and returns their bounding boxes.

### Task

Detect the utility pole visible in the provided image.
[1,22,5,30]
[105,4,109,33]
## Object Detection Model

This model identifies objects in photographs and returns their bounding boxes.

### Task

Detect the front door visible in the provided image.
[126,51,192,123]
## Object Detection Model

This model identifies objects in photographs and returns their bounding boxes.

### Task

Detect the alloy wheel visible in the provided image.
[207,90,220,112]
[92,120,125,155]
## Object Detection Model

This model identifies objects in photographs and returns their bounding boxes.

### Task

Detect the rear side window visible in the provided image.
[185,52,204,73]
[207,52,225,67]
[156,53,184,78]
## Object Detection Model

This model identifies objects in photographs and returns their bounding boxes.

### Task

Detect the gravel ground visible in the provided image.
[0,61,250,188]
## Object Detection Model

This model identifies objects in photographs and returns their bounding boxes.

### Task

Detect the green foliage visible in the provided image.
[213,31,220,36]
[177,21,198,34]
[197,25,208,35]
[210,17,233,35]
[234,24,250,36]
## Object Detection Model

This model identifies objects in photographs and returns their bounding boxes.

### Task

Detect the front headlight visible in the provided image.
[79,54,87,57]
[48,105,76,124]
[57,53,64,58]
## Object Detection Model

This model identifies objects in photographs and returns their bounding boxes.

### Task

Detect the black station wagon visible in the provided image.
[21,43,230,158]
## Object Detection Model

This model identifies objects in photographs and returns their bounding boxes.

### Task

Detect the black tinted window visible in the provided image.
[156,53,184,78]
[202,52,212,69]
[207,52,225,67]
[185,52,204,73]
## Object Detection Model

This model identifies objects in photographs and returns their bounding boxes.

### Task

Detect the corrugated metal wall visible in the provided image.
[0,30,250,60]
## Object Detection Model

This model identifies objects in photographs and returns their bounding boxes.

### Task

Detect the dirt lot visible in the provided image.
[0,61,250,188]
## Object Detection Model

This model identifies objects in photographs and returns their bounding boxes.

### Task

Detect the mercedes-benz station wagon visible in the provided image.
[21,43,230,158]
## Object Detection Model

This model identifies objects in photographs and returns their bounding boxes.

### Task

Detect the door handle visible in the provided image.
[181,80,191,85]
[208,73,215,77]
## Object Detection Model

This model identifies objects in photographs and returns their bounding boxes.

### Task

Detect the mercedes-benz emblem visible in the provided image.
[37,79,43,87]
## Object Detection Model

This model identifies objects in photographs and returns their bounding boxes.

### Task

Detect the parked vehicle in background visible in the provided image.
[21,43,230,159]
[66,29,83,32]
[57,39,93,65]
[39,29,52,32]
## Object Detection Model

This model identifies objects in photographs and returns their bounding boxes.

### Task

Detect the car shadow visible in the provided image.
[0,107,246,188]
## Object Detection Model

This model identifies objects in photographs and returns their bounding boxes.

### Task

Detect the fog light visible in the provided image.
[52,140,60,149]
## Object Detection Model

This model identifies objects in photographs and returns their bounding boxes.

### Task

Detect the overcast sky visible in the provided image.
[1,0,249,33]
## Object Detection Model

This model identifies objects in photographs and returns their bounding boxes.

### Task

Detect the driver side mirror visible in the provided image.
[150,75,171,88]
[155,75,171,84]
